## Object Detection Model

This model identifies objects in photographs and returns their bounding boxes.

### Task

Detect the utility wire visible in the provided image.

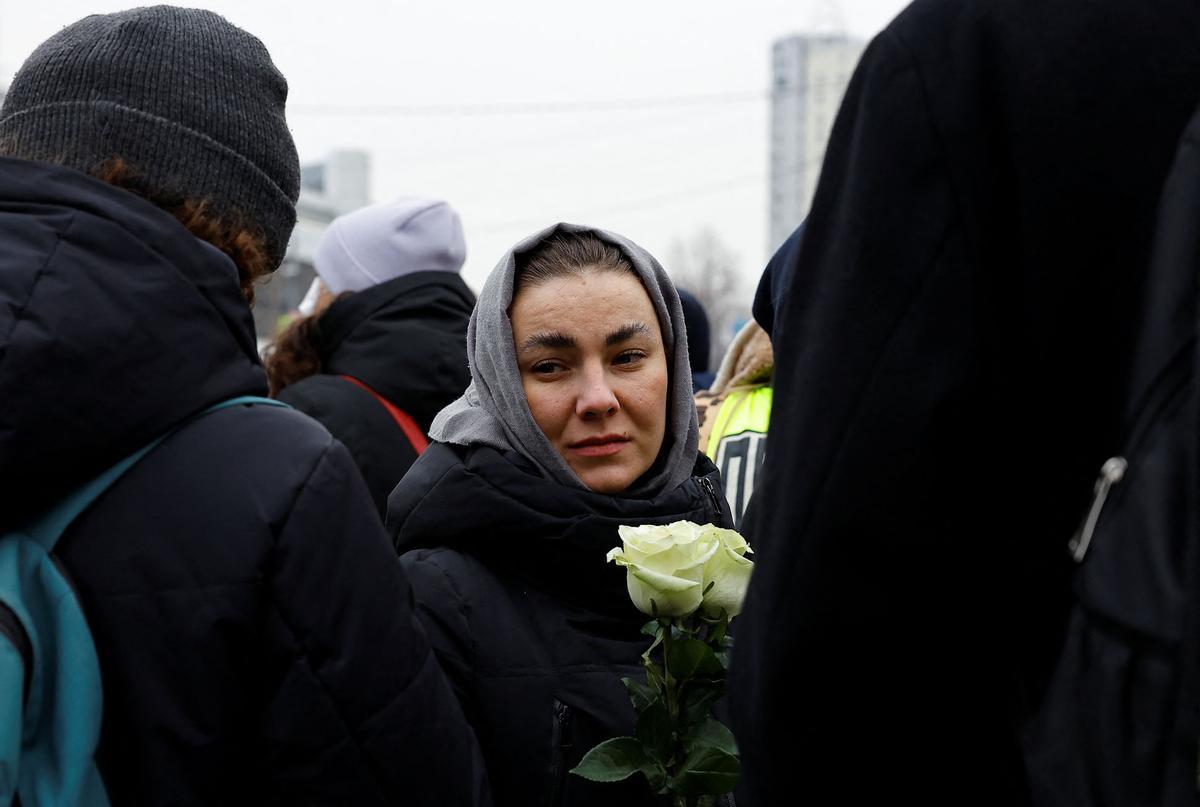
[473,174,762,235]
[291,90,763,117]
[290,82,854,117]
[472,160,822,235]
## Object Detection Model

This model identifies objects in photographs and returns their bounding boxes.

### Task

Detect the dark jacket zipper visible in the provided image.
[1061,340,1200,785]
[1069,338,1194,562]
[1125,337,1194,455]
[544,699,574,807]
[699,477,725,524]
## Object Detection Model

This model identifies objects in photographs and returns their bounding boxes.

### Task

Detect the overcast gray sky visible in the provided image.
[1,0,911,293]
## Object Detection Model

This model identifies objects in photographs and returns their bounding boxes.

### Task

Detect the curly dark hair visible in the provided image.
[91,157,273,305]
[263,312,325,396]
[0,139,274,302]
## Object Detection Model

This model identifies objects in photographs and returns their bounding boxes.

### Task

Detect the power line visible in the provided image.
[471,159,824,235]
[291,90,763,117]
[473,174,763,235]
[289,82,855,118]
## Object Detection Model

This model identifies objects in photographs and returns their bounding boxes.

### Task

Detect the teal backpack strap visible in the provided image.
[207,394,289,412]
[0,394,288,806]
[22,395,289,551]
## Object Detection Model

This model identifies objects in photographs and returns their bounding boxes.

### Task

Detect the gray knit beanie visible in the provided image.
[0,5,301,269]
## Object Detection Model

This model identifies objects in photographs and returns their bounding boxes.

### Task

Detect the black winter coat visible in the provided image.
[0,158,489,805]
[277,272,474,515]
[730,1,1200,805]
[388,442,732,807]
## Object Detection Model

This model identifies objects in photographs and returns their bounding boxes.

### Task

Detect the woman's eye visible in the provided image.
[614,350,646,366]
[531,361,562,375]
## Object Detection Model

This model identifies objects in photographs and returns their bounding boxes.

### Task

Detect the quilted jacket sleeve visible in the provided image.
[260,437,490,805]
[398,549,481,726]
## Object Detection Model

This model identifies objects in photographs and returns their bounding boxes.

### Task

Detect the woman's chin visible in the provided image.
[575,464,638,495]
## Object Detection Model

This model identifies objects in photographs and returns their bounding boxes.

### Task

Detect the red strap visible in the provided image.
[339,375,429,455]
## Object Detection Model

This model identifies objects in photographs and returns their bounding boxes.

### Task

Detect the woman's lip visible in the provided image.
[568,436,630,457]
[570,441,627,458]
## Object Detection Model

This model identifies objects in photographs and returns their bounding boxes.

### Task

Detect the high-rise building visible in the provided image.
[768,34,863,253]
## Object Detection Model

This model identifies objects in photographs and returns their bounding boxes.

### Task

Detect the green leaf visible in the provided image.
[684,717,738,756]
[642,623,666,667]
[681,685,724,725]
[635,700,675,763]
[645,764,670,795]
[673,745,741,796]
[645,659,669,694]
[641,620,660,638]
[706,613,729,645]
[667,638,724,682]
[623,677,658,712]
[570,737,651,783]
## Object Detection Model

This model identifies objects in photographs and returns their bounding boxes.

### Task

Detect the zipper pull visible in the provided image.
[699,477,724,522]
[1068,456,1128,563]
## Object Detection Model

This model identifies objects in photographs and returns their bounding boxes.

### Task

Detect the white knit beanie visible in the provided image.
[314,196,466,294]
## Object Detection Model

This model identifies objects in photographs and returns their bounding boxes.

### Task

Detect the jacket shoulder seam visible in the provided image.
[407,549,479,679]
[0,211,76,370]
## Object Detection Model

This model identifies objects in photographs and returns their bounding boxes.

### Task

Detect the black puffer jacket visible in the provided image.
[388,442,733,807]
[0,158,489,805]
[277,272,475,515]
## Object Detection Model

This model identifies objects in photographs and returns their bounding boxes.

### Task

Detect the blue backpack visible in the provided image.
[0,395,287,805]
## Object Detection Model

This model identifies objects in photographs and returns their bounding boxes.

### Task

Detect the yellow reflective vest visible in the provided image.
[696,385,772,528]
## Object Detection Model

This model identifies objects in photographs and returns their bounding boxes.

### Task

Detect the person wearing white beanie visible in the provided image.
[267,196,476,515]
[298,196,467,313]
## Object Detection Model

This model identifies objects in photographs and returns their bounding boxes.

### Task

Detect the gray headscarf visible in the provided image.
[430,222,699,497]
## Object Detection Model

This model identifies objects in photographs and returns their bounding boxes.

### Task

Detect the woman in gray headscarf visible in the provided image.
[387,223,733,807]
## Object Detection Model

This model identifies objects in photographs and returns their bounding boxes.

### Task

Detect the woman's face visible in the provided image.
[510,269,670,493]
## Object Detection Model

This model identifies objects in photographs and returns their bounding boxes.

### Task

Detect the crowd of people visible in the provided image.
[2,0,1199,805]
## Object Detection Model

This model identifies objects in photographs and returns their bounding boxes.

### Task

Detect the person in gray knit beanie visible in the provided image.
[0,8,492,806]
[0,5,301,269]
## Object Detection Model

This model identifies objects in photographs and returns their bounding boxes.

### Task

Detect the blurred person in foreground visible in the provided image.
[267,197,475,516]
[730,0,1200,803]
[0,7,487,803]
[387,225,734,806]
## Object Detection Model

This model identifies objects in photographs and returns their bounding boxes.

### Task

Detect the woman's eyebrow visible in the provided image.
[606,322,651,347]
[519,331,575,353]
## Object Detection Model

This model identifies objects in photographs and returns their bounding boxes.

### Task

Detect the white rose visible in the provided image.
[607,522,720,617]
[696,525,755,618]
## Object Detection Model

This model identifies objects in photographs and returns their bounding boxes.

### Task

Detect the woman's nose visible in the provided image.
[575,364,620,419]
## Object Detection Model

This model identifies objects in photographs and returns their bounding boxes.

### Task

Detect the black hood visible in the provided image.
[0,158,266,522]
[389,442,731,615]
[754,220,805,340]
[315,271,475,429]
